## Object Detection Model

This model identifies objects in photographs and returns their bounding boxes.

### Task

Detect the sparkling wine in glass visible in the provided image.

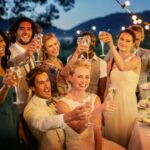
[10,66,24,104]
[77,36,91,60]
[34,33,43,65]
[108,84,117,101]
[82,95,93,127]
[99,31,106,57]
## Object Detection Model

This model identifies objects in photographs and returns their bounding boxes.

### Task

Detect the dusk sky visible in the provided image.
[52,0,150,30]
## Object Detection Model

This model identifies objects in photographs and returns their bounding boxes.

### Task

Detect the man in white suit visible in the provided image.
[8,17,42,112]
[23,66,90,150]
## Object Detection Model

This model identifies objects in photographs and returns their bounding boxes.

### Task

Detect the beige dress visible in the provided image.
[104,61,139,147]
[60,94,96,150]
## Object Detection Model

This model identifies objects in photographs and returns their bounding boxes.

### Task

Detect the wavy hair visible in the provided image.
[8,16,42,43]
[0,29,11,70]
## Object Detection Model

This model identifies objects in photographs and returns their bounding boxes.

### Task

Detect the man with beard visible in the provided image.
[8,17,42,112]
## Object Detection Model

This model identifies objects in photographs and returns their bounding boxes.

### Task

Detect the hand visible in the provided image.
[99,31,113,47]
[3,69,17,88]
[26,37,42,57]
[102,99,116,112]
[68,104,91,121]
[76,44,89,56]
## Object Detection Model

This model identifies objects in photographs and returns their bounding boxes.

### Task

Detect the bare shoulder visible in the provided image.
[131,55,141,63]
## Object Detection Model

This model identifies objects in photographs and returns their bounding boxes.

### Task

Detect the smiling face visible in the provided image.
[44,37,60,58]
[16,21,33,45]
[117,32,135,52]
[69,66,90,92]
[0,34,6,57]
[32,72,51,99]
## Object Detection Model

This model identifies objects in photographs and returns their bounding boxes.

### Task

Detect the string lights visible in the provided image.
[115,0,150,30]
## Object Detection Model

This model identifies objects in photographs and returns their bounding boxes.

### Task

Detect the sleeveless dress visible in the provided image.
[0,76,22,149]
[60,94,96,150]
[104,56,139,148]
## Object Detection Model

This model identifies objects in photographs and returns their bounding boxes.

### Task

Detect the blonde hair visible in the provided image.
[41,33,60,60]
[128,25,144,41]
[69,60,91,76]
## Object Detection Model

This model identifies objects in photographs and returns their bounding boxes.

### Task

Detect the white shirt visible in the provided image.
[90,53,107,78]
[10,43,26,59]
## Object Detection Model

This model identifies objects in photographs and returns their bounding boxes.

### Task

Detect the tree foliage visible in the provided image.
[0,0,75,27]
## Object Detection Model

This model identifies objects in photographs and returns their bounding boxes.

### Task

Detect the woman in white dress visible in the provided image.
[57,60,126,150]
[99,29,141,148]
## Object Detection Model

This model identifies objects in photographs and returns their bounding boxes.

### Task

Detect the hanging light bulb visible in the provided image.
[133,20,138,24]
[76,30,81,35]
[137,19,142,24]
[92,26,96,31]
[145,25,150,30]
[121,26,126,31]
[122,0,130,8]
[132,15,137,20]
[125,0,131,7]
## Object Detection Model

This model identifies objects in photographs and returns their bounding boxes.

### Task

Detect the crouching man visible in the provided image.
[23,66,90,150]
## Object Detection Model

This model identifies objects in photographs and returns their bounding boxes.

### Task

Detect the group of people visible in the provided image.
[0,16,150,150]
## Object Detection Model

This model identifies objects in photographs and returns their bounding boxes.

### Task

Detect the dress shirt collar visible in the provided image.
[33,95,51,106]
[88,52,98,61]
[14,42,26,54]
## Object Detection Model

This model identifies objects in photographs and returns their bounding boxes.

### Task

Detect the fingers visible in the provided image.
[76,45,89,55]
[99,32,112,43]
[26,38,42,56]
[73,105,90,120]
[3,69,17,87]
[105,101,116,112]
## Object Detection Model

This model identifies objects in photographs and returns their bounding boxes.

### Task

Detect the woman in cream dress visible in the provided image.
[99,29,141,148]
[57,60,126,150]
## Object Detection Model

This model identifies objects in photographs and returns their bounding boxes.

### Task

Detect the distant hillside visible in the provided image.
[66,10,150,36]
[0,10,150,37]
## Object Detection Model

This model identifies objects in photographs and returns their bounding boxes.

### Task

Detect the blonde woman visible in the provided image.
[57,60,125,150]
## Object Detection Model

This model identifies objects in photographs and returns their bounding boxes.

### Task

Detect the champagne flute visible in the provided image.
[82,95,93,127]
[99,31,105,57]
[34,33,43,66]
[108,84,117,101]
[77,36,90,60]
[10,66,24,104]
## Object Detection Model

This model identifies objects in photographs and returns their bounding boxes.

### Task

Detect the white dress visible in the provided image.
[104,57,139,148]
[60,94,96,150]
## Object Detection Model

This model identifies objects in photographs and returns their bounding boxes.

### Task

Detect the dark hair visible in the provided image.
[0,29,11,69]
[118,28,136,43]
[109,29,136,76]
[26,65,49,87]
[8,16,42,43]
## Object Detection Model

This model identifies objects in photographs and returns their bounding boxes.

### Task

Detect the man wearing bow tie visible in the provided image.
[23,66,89,150]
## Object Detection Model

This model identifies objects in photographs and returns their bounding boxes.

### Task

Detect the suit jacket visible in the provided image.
[23,95,65,150]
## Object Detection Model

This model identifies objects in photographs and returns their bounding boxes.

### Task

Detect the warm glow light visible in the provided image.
[132,15,137,20]
[137,19,142,24]
[133,20,138,24]
[125,0,130,7]
[115,0,150,31]
[145,25,150,30]
[121,26,126,31]
[76,30,81,34]
[92,26,96,30]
